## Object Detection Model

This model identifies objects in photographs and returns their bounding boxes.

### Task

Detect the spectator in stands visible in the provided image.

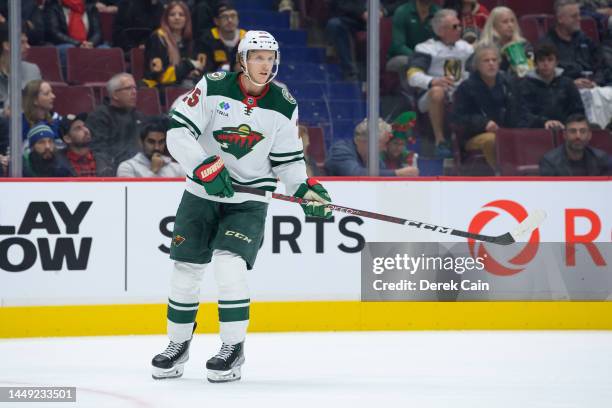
[86,73,145,173]
[112,0,164,52]
[452,43,530,170]
[192,0,219,41]
[407,9,473,158]
[580,0,612,39]
[521,44,585,130]
[541,0,612,129]
[478,6,533,77]
[22,123,72,177]
[22,80,61,146]
[0,24,41,116]
[0,0,46,46]
[540,113,609,175]
[58,112,113,176]
[386,0,440,88]
[117,118,182,177]
[443,0,490,43]
[143,0,204,88]
[46,0,106,72]
[326,0,375,81]
[325,117,419,176]
[381,111,419,173]
[197,1,246,73]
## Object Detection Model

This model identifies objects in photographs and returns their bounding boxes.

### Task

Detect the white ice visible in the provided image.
[1,331,611,408]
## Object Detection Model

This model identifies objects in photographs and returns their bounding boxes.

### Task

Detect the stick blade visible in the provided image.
[510,209,547,242]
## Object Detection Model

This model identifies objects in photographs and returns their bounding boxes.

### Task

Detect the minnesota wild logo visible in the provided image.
[213,124,265,159]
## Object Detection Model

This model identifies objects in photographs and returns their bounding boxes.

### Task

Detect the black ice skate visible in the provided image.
[151,322,197,379]
[206,342,245,383]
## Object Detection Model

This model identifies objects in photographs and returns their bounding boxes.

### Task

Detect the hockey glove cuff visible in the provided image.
[294,178,332,219]
[193,156,234,198]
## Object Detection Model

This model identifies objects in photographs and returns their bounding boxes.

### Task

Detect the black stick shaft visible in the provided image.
[232,185,514,245]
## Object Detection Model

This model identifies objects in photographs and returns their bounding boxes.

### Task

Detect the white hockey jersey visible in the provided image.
[167,71,306,203]
[407,38,474,91]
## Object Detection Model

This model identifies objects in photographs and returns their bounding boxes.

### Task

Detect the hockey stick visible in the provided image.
[232,184,546,245]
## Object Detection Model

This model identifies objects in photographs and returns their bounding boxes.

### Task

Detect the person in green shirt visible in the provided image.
[386,0,440,89]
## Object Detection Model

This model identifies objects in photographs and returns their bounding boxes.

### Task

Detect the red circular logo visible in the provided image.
[468,200,540,276]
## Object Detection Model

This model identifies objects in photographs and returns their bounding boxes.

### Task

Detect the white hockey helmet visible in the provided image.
[237,30,280,86]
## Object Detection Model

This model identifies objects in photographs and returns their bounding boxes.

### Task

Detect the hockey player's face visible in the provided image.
[168,6,187,32]
[246,50,275,82]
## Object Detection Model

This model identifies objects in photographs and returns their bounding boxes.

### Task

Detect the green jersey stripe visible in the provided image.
[270,156,305,167]
[218,299,251,305]
[218,306,250,322]
[167,306,198,324]
[170,110,202,136]
[168,298,199,308]
[269,150,303,157]
[169,115,199,139]
[230,177,277,186]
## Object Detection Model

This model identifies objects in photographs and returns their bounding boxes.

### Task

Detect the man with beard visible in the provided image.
[116,119,183,177]
[58,112,113,177]
[23,123,72,177]
[540,114,609,176]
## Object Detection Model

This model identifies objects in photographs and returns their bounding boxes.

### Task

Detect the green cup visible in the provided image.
[503,41,529,77]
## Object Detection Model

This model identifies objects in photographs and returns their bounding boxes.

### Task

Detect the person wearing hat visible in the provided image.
[196,1,246,72]
[381,112,419,174]
[23,122,72,177]
[58,112,114,177]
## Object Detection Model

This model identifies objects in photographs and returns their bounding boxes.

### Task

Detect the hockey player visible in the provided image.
[151,30,332,383]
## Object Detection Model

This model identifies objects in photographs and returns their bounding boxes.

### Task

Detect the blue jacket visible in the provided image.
[324,139,396,176]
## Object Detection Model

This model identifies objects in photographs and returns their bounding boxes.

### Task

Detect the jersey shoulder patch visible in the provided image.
[206,71,227,81]
[257,82,298,120]
[281,87,297,105]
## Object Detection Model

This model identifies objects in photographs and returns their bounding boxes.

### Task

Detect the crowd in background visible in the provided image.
[0,0,610,178]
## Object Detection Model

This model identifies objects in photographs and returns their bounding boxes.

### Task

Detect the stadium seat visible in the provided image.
[53,86,96,116]
[130,47,145,83]
[329,119,360,140]
[98,87,162,115]
[519,14,549,44]
[555,129,612,155]
[305,126,326,168]
[269,30,308,47]
[281,47,326,63]
[329,100,366,121]
[581,17,600,44]
[507,0,555,18]
[164,87,191,111]
[297,0,330,29]
[496,128,555,175]
[24,46,65,85]
[298,99,330,125]
[327,82,362,100]
[99,11,114,45]
[66,47,126,86]
[276,63,329,82]
[284,81,325,100]
[241,11,290,30]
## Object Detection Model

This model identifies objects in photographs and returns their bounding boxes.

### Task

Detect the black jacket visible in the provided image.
[539,144,610,176]
[520,69,585,128]
[112,0,164,51]
[539,28,611,86]
[452,71,530,144]
[45,1,103,47]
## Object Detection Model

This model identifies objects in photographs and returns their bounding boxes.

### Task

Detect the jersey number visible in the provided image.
[182,88,201,107]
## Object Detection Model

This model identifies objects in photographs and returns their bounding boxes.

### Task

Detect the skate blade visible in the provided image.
[152,363,185,380]
[207,366,242,383]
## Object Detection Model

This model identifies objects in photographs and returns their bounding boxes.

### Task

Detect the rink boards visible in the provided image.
[0,177,611,337]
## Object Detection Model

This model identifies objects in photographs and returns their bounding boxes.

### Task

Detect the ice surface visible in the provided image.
[1,331,611,407]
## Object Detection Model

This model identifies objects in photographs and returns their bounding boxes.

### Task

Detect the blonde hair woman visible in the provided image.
[478,6,534,76]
